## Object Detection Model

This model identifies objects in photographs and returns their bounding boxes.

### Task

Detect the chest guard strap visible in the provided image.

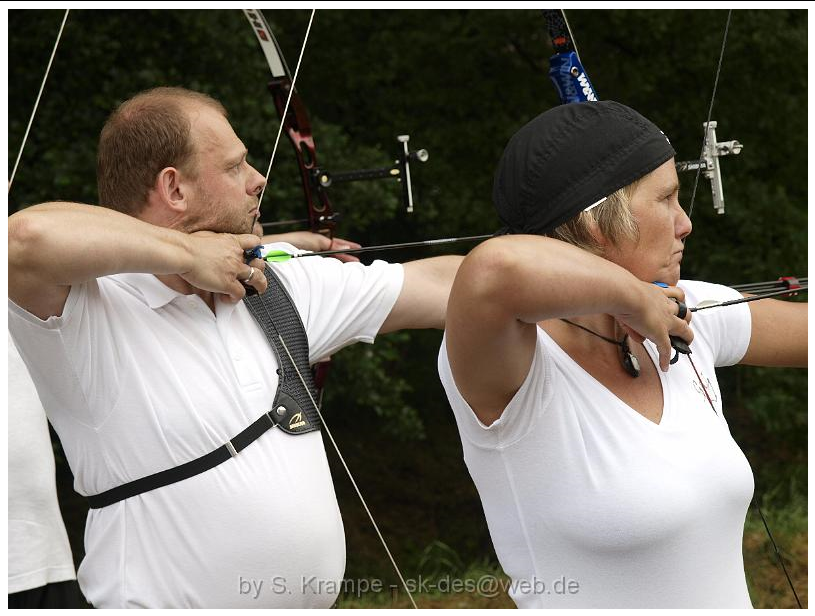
[86,266,320,509]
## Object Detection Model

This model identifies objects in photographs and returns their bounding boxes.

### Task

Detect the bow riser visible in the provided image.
[268,75,337,237]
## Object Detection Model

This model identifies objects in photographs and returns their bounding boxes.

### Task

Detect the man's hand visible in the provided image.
[261,231,361,262]
[183,231,268,302]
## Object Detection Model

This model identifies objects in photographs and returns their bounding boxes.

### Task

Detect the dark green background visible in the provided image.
[9,8,807,605]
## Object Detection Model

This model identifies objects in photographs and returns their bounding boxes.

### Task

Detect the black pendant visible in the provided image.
[620,336,640,378]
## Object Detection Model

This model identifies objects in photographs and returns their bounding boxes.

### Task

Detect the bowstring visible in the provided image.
[681,12,800,606]
[257,9,315,210]
[684,10,731,222]
[692,358,802,608]
[255,12,417,606]
[8,9,70,194]
[756,503,803,608]
[12,8,417,605]
[277,335,418,608]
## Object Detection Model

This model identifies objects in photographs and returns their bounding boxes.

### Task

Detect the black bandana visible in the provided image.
[493,100,676,235]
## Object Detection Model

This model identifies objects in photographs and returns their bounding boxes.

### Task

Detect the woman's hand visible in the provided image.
[612,282,693,372]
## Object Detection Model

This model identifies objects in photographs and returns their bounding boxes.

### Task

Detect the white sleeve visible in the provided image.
[438,331,547,449]
[679,280,752,367]
[7,281,119,426]
[267,244,404,363]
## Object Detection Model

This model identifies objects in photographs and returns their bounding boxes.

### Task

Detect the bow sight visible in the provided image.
[259,134,429,232]
[246,8,429,236]
[313,134,429,214]
[674,121,742,214]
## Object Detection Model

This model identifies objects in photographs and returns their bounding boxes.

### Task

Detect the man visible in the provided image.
[8,87,461,607]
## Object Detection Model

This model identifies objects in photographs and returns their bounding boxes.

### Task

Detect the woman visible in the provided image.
[438,101,806,608]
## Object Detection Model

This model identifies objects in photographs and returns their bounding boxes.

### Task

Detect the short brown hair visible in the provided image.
[97,87,227,215]
[546,179,641,255]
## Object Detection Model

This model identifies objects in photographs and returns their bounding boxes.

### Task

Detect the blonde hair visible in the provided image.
[546,178,641,255]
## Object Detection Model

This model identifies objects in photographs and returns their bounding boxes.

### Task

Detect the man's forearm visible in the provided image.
[380,255,464,333]
[9,202,194,289]
[9,202,265,319]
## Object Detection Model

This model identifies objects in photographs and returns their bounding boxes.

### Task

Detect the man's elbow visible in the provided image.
[9,211,46,272]
[8,208,60,296]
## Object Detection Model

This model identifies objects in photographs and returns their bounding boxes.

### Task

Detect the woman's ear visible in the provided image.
[585,213,610,257]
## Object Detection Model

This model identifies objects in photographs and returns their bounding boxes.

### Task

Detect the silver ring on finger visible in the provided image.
[242,267,255,283]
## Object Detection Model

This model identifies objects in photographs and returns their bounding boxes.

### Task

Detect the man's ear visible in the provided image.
[155,166,187,215]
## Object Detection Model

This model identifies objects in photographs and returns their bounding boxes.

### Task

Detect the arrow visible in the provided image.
[692,286,808,312]
[247,233,493,263]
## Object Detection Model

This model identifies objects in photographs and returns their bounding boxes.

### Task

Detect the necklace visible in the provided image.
[560,318,641,378]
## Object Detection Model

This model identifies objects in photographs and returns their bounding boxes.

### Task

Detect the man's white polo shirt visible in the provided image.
[8,245,403,608]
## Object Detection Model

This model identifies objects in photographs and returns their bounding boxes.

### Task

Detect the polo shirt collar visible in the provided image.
[111,274,244,325]
[112,273,188,309]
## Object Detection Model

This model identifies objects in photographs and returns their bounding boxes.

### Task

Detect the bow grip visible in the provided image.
[654,282,691,364]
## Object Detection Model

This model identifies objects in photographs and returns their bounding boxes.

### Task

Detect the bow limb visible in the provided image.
[244,9,337,238]
[244,9,336,405]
